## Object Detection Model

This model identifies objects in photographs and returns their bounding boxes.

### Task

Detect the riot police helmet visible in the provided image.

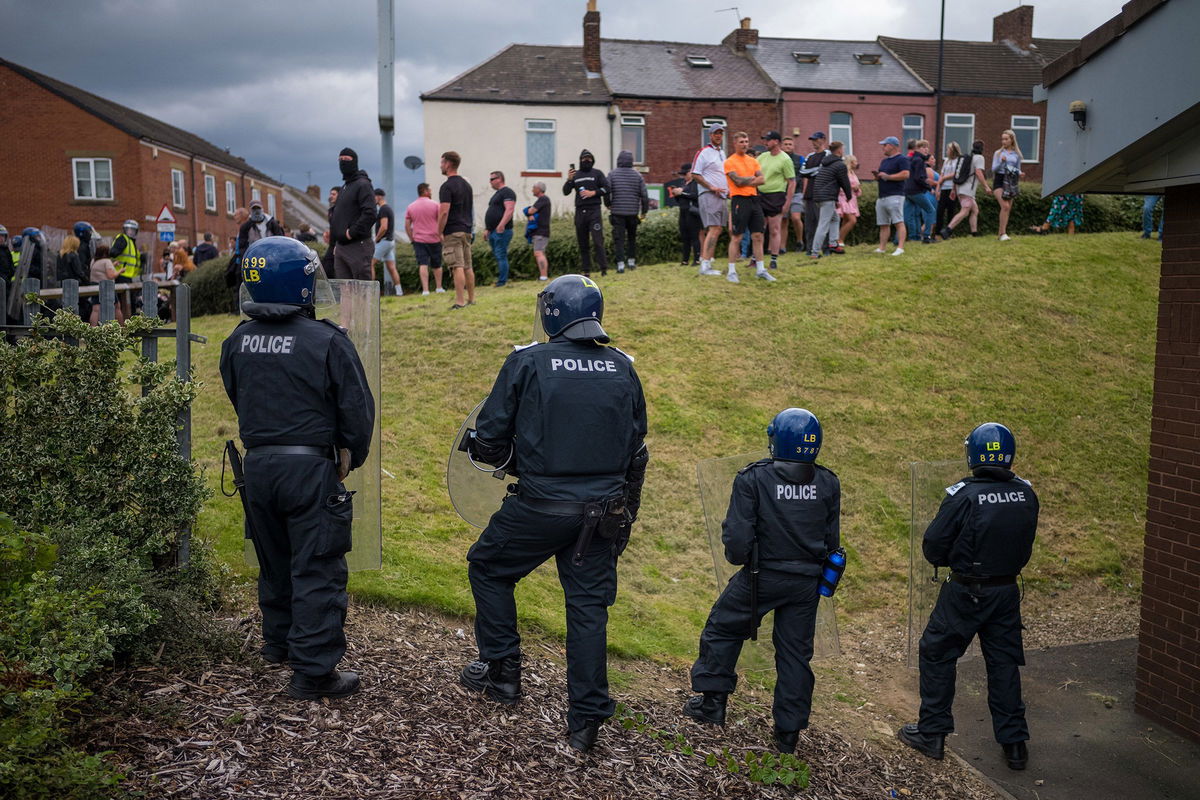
[73,221,94,238]
[0,224,8,240]
[122,219,139,236]
[536,273,608,343]
[22,227,41,238]
[767,407,822,463]
[964,422,1016,470]
[241,235,321,305]
[11,235,21,251]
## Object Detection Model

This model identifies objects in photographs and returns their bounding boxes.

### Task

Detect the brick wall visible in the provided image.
[940,95,1047,181]
[1138,182,1200,743]
[617,98,779,184]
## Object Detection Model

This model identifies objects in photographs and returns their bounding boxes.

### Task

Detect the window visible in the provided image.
[1011,115,1041,163]
[524,119,556,171]
[251,187,261,203]
[854,53,882,65]
[204,174,217,211]
[902,114,924,145]
[225,180,236,214]
[792,52,819,63]
[701,117,726,151]
[72,158,113,200]
[267,193,276,217]
[621,115,645,164]
[943,113,975,157]
[171,168,186,208]
[685,55,713,68]
[829,112,853,156]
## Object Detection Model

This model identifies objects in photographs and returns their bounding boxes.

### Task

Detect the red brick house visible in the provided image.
[880,6,1078,181]
[0,57,284,252]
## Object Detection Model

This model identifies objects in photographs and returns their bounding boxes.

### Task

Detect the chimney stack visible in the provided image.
[992,5,1034,51]
[583,0,601,76]
[723,17,759,53]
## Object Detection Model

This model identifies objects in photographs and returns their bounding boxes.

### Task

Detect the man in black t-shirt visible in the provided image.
[485,171,517,287]
[523,182,551,281]
[372,188,401,295]
[437,150,475,310]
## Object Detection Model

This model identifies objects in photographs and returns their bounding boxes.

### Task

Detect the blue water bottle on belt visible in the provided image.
[819,547,847,597]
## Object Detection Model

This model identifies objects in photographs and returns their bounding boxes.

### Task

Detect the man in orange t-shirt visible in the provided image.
[723,132,773,284]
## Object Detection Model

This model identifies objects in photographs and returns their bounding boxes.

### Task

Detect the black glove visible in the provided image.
[465,430,514,470]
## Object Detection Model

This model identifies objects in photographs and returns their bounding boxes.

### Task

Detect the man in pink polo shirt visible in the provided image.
[404,183,445,296]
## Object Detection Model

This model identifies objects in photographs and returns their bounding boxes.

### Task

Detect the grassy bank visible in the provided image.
[187,232,1160,663]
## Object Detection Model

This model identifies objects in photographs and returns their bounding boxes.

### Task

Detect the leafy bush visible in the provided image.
[183,256,237,317]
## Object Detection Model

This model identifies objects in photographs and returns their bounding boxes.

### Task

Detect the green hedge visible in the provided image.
[183,257,237,317]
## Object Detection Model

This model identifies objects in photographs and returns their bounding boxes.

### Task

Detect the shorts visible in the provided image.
[412,241,442,268]
[443,231,473,271]
[875,195,905,226]
[730,195,765,236]
[759,191,787,218]
[789,193,804,214]
[698,191,728,228]
[993,174,1005,193]
[531,235,549,252]
[373,239,395,261]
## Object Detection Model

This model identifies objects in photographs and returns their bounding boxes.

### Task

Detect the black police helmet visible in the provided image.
[537,274,607,343]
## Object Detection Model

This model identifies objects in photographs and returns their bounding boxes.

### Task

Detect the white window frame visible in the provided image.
[620,115,646,165]
[524,118,556,172]
[71,157,114,201]
[701,117,726,151]
[171,168,186,209]
[943,113,975,157]
[225,180,236,215]
[829,111,853,157]
[1011,115,1041,163]
[251,187,261,203]
[267,193,276,217]
[204,174,217,211]
[902,114,924,145]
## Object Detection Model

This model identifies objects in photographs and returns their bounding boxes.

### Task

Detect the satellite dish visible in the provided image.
[403,155,424,171]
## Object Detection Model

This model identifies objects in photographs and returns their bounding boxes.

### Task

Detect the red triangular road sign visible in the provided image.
[156,204,176,224]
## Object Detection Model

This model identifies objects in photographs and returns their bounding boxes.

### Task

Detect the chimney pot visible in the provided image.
[992,5,1034,51]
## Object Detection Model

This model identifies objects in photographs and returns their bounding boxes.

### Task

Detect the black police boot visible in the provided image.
[897,723,944,760]
[773,725,800,754]
[1002,741,1028,770]
[568,718,602,752]
[683,692,728,726]
[460,655,522,706]
[287,670,360,700]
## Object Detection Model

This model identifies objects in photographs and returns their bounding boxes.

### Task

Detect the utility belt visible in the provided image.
[245,444,335,459]
[950,573,1017,587]
[517,490,628,566]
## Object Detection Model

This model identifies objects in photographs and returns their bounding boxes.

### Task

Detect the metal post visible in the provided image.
[141,281,159,387]
[935,0,945,157]
[174,282,192,566]
[378,0,395,204]
[62,279,79,316]
[99,280,116,324]
[0,279,6,325]
[21,278,39,325]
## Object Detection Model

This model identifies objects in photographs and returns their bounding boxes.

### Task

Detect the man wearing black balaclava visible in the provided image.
[329,147,377,281]
[562,149,609,276]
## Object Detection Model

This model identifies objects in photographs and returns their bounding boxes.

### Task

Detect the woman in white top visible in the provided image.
[935,142,962,238]
[991,130,1023,241]
[940,140,988,238]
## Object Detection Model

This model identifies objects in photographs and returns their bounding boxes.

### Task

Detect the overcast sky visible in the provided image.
[3,0,1116,202]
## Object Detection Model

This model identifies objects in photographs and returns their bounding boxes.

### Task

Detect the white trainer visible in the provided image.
[699,266,722,276]
[999,234,1012,241]
[436,287,446,293]
[727,271,740,284]
[873,247,886,254]
[891,248,905,256]
[421,290,430,296]
[756,269,776,282]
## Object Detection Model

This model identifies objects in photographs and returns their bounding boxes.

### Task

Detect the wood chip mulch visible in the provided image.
[85,604,1000,799]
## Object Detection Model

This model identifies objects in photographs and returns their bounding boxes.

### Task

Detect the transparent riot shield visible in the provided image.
[696,452,840,684]
[7,234,44,317]
[907,459,976,667]
[240,279,382,571]
[446,398,516,528]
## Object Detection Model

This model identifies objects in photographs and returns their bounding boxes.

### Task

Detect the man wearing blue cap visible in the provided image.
[798,132,829,254]
[871,137,910,256]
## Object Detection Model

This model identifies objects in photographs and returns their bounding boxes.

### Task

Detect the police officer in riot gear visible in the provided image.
[685,408,840,754]
[219,236,374,700]
[461,273,648,753]
[898,422,1038,770]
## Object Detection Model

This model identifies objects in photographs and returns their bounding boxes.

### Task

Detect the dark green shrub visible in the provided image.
[183,257,236,317]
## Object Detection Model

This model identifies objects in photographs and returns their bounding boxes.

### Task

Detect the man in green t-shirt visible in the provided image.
[756,131,796,270]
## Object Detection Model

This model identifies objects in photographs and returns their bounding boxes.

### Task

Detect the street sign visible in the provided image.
[156,204,176,224]
[159,230,175,242]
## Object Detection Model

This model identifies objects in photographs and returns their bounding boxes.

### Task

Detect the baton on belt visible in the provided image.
[222,440,274,581]
[748,539,761,641]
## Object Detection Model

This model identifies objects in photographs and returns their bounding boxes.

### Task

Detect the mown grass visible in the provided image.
[187,232,1160,664]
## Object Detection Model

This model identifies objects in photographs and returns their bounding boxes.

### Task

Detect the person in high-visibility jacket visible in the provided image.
[110,219,141,319]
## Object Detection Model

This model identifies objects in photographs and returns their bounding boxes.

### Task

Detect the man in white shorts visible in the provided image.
[690,122,729,277]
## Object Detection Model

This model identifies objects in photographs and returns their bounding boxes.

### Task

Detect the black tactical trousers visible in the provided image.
[243,452,353,677]
[690,568,820,732]
[803,197,820,253]
[574,206,608,275]
[679,209,701,263]
[918,581,1028,744]
[467,494,618,730]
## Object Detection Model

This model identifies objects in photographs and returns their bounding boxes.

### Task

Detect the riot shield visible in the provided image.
[7,234,44,317]
[906,459,976,667]
[240,279,382,571]
[696,452,840,684]
[446,398,515,528]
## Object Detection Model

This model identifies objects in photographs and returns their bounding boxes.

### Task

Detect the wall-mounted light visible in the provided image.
[1069,100,1087,131]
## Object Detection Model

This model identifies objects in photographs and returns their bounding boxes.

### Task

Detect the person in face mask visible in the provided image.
[329,147,378,281]
[237,198,285,256]
[562,149,609,276]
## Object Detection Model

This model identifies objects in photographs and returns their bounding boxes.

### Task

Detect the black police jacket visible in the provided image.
[219,303,374,469]
[923,467,1039,577]
[722,459,841,575]
[474,338,647,502]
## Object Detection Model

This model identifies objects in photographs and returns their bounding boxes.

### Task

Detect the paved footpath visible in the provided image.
[947,638,1200,800]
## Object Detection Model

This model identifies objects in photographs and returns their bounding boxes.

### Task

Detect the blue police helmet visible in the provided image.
[11,235,22,250]
[964,422,1016,469]
[73,221,93,237]
[22,227,41,238]
[241,236,321,305]
[767,407,822,463]
[537,274,608,343]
